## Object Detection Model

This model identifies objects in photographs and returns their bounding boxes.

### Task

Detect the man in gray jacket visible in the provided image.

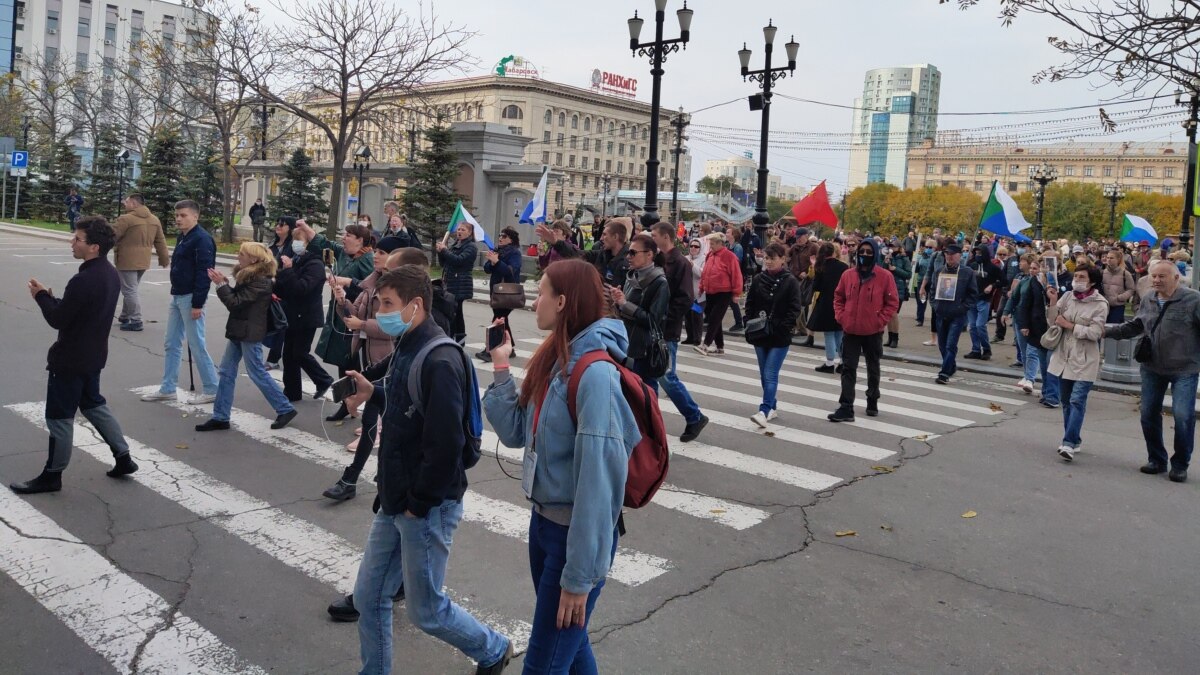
[1106,259,1200,483]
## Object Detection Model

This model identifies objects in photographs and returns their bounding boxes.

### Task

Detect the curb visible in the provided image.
[0,221,240,266]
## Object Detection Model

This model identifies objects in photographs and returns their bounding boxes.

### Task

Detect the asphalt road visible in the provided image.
[0,227,1196,674]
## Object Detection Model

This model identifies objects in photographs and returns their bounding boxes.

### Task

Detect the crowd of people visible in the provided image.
[9,192,1200,673]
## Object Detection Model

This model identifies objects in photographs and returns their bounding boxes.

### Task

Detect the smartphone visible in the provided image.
[486,324,507,351]
[331,376,357,404]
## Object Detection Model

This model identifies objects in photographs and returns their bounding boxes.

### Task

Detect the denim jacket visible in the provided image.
[482,318,640,594]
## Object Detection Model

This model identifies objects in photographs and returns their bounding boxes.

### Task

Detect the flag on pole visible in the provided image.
[1119,214,1158,245]
[790,180,839,228]
[977,181,1033,238]
[519,169,549,225]
[447,200,494,250]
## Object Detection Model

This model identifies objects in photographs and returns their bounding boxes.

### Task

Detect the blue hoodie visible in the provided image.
[482,318,640,594]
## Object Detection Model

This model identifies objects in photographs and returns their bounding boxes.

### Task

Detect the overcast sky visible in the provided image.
[267,0,1187,196]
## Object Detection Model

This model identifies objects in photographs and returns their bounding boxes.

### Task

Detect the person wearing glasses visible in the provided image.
[683,239,705,345]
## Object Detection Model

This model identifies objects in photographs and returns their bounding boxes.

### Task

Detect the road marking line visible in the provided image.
[671,440,843,491]
[0,467,266,674]
[5,402,533,654]
[130,386,671,587]
[473,361,894,463]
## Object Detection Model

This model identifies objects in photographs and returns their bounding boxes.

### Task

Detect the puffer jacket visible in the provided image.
[699,247,743,295]
[1101,266,1136,308]
[808,258,849,333]
[1047,289,1108,382]
[438,238,479,300]
[1017,274,1051,349]
[887,253,912,302]
[112,205,170,271]
[482,319,640,594]
[744,268,804,349]
[217,268,274,343]
[273,251,326,331]
[617,264,668,361]
[336,271,394,368]
[833,242,900,337]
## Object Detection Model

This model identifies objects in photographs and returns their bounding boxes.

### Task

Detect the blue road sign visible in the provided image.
[11,151,28,168]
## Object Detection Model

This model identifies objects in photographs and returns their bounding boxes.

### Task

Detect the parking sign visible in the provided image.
[11,151,27,168]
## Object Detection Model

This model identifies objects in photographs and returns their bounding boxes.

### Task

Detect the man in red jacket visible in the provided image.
[829,239,900,422]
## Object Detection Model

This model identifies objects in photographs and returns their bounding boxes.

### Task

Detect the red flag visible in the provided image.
[790,181,839,229]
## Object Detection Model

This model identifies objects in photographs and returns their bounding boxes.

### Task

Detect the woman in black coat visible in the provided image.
[744,243,804,427]
[478,227,523,361]
[436,221,479,344]
[264,216,297,367]
[808,241,850,371]
[611,233,671,385]
[273,228,334,402]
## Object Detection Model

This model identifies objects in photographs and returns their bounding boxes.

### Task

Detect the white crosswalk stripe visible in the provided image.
[134,385,673,588]
[0,468,267,675]
[4,402,535,655]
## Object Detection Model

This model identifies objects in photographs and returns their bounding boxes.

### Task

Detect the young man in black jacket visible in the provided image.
[965,244,1004,360]
[540,218,631,288]
[12,217,138,494]
[650,223,709,442]
[340,267,512,675]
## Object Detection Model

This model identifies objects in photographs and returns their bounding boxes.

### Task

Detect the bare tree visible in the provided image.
[15,51,79,155]
[947,1,1200,96]
[233,0,473,236]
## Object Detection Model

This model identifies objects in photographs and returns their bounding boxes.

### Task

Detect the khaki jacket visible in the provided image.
[113,205,170,271]
[1047,290,1108,382]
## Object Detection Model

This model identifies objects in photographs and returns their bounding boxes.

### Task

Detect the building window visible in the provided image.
[76,52,88,71]
[620,124,626,138]
[975,165,984,175]
[569,155,576,168]
[640,147,646,159]
[47,9,59,30]
[1124,167,1134,177]
[584,117,591,132]
[570,135,577,149]
[558,112,565,127]
[642,128,648,141]
[958,164,968,175]
[606,141,614,154]
[974,181,984,191]
[583,138,590,151]
[957,180,966,188]
[617,161,624,174]
[582,176,589,188]
[606,159,612,172]
[618,143,625,156]
[993,164,1002,175]
[1165,167,1176,178]
[543,130,551,142]
[78,16,90,37]
[556,134,563,147]
[617,179,624,190]
[942,164,951,174]
[554,190,561,205]
[1143,167,1153,178]
[1165,186,1175,195]
[1010,164,1020,172]
[541,152,549,164]
[571,115,578,129]
[45,46,58,62]
[1064,166,1075,176]
[609,122,615,135]
[105,21,116,42]
[555,153,563,165]
[1083,166,1093,177]
[1103,166,1113,177]
[594,158,600,170]
[926,163,935,173]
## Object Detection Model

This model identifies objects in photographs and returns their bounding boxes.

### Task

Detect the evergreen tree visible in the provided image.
[269,148,328,229]
[402,123,463,244]
[31,138,81,223]
[137,124,186,232]
[182,140,222,235]
[86,125,125,221]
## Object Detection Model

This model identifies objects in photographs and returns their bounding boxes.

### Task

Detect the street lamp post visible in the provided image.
[353,145,371,219]
[627,0,693,230]
[407,123,419,163]
[669,106,688,225]
[739,22,799,238]
[601,173,612,219]
[1104,182,1126,239]
[115,148,131,211]
[1028,162,1058,241]
[258,104,276,161]
[1176,81,1200,253]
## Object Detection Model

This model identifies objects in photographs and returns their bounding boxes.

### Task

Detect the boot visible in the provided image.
[886,332,899,348]
[10,470,63,494]
[325,404,351,422]
[802,334,815,348]
[106,454,139,478]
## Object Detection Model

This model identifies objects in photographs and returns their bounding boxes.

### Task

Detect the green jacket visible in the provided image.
[888,254,912,302]
[311,234,375,368]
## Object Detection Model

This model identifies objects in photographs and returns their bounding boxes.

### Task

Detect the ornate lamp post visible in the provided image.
[1103,182,1125,239]
[1028,162,1058,241]
[738,21,799,237]
[353,145,371,219]
[601,173,612,219]
[627,0,693,230]
[116,148,131,209]
[669,106,688,224]
[1176,80,1200,252]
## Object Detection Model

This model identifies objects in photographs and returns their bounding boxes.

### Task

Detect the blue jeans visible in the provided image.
[524,511,616,675]
[915,293,928,324]
[1058,378,1093,448]
[823,331,844,363]
[160,294,219,395]
[1139,369,1199,470]
[355,501,509,675]
[936,314,967,378]
[213,340,294,422]
[1024,345,1060,405]
[754,345,790,414]
[647,341,703,425]
[967,298,991,354]
[1012,320,1027,366]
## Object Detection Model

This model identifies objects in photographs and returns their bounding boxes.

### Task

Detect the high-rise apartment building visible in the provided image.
[703,153,781,198]
[847,64,941,190]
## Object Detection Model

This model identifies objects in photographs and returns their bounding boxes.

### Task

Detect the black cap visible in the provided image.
[945,243,963,255]
[376,236,405,253]
[795,227,810,238]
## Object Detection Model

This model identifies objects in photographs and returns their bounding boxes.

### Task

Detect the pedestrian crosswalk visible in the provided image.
[1,329,1031,671]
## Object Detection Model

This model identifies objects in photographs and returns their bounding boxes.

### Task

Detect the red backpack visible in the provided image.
[566,350,669,508]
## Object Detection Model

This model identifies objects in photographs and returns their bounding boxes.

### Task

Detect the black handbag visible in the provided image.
[744,312,771,341]
[490,282,526,310]
[266,294,288,335]
[642,322,671,379]
[1135,300,1173,363]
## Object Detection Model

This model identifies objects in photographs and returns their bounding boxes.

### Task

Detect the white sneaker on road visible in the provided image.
[1057,446,1075,462]
[191,393,217,405]
[922,339,937,347]
[749,409,778,428]
[1018,379,1033,394]
[140,390,176,402]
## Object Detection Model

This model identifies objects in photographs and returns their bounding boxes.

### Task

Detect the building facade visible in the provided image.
[296,74,692,217]
[847,64,941,191]
[905,141,1189,197]
[703,153,782,199]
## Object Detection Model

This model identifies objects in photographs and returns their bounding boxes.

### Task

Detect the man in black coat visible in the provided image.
[932,244,980,385]
[12,217,138,494]
[651,223,709,442]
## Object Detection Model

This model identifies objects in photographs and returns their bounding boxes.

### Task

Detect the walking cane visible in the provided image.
[187,345,195,392]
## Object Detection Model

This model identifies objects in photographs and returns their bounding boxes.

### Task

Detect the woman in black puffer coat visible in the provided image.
[273,228,334,402]
[744,242,804,427]
[437,221,479,344]
[808,241,850,371]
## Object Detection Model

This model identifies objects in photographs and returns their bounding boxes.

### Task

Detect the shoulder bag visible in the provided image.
[1135,300,1174,363]
[640,277,671,378]
[490,282,526,310]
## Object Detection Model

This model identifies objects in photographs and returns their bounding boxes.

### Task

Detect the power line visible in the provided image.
[773,92,1177,117]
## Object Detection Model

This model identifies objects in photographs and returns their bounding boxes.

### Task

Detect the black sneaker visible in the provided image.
[272,410,298,429]
[728,324,745,334]
[119,321,144,332]
[680,415,709,443]
[866,400,879,417]
[475,350,492,363]
[980,351,992,361]
[312,382,332,400]
[106,454,139,478]
[476,640,514,675]
[1169,468,1188,483]
[1139,462,1168,475]
[815,364,836,374]
[327,588,405,622]
[990,335,1005,343]
[9,470,63,494]
[827,407,855,423]
[323,480,357,501]
[963,352,982,360]
[935,374,950,385]
[195,419,231,432]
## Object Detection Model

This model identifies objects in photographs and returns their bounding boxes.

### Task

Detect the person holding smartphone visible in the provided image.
[1017,257,1061,408]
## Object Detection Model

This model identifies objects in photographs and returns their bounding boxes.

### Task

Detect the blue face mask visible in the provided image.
[924,247,933,256]
[376,302,416,338]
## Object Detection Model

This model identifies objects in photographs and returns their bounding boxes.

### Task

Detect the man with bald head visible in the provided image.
[1107,259,1200,482]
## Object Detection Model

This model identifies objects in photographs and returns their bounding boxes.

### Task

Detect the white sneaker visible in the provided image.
[922,339,938,347]
[750,411,768,428]
[140,390,176,402]
[765,409,778,423]
[1018,379,1033,394]
[693,344,709,356]
[1057,446,1075,462]
[191,393,217,405]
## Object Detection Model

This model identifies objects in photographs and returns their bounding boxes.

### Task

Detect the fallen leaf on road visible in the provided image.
[835,530,857,537]
[880,524,893,532]
[710,509,726,514]
[961,510,978,519]
[181,413,189,418]
[914,434,930,441]
[871,465,894,474]
[989,403,1003,412]
[334,421,345,427]
[175,443,189,449]
[763,431,775,437]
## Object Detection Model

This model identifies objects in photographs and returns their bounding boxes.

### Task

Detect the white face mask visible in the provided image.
[291,240,306,255]
[1072,281,1088,293]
